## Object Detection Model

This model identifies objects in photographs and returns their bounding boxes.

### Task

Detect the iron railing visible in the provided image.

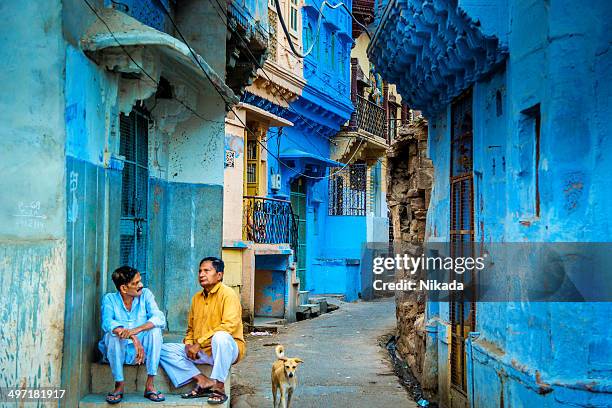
[243,196,298,256]
[354,95,386,140]
[228,0,268,44]
[328,163,367,216]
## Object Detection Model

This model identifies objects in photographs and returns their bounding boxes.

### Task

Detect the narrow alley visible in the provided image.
[231,298,417,408]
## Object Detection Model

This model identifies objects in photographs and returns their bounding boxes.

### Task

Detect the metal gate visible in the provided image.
[119,107,149,283]
[449,90,476,394]
[290,178,307,286]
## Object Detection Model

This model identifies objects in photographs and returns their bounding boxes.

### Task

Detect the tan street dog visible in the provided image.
[271,345,303,408]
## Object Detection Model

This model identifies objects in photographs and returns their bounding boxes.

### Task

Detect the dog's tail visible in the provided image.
[275,345,285,359]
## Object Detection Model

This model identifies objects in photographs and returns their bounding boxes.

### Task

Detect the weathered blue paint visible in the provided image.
[371,0,612,406]
[104,0,173,33]
[0,0,67,403]
[1,2,232,406]
[253,255,291,317]
[164,182,223,331]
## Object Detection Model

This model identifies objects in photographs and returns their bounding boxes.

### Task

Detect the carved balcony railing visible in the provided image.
[354,95,386,140]
[243,196,298,256]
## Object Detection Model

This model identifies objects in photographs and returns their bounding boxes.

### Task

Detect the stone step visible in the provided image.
[308,297,329,314]
[90,363,230,395]
[300,303,320,315]
[297,290,310,305]
[315,293,345,301]
[251,317,286,333]
[80,393,228,407]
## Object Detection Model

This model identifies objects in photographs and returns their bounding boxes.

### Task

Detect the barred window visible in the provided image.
[328,163,367,216]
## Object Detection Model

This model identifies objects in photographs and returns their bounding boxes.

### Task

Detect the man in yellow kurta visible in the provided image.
[159,257,245,404]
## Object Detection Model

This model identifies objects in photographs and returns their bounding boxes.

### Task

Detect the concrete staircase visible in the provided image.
[80,363,230,407]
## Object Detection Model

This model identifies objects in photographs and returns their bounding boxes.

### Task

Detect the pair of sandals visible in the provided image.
[181,384,228,405]
[105,390,165,404]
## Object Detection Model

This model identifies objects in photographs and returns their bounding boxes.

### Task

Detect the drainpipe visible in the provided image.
[467,331,481,408]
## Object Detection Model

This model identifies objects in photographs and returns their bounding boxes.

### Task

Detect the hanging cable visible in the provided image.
[83,0,363,180]
[273,0,371,58]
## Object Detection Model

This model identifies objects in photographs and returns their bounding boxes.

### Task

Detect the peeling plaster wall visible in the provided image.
[421,1,612,406]
[0,0,67,400]
[61,0,228,401]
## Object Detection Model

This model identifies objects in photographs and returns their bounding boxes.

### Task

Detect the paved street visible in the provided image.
[231,298,417,408]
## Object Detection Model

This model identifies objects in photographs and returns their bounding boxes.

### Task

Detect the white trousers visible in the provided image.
[99,327,163,382]
[159,331,238,387]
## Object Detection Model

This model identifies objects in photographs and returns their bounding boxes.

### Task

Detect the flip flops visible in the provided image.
[105,391,123,404]
[207,390,228,405]
[144,390,166,402]
[181,384,213,399]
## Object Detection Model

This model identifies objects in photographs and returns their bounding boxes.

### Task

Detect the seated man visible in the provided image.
[160,257,245,405]
[99,266,166,404]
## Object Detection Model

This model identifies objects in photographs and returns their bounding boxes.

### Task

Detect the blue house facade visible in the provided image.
[0,0,266,405]
[369,0,612,407]
[274,0,363,301]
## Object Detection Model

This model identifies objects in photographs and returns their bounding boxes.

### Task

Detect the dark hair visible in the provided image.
[112,266,139,290]
[199,257,225,273]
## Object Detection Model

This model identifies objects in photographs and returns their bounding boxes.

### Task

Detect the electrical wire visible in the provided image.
[84,0,364,180]
[207,0,344,149]
[82,0,225,127]
[205,0,329,156]
[273,0,371,58]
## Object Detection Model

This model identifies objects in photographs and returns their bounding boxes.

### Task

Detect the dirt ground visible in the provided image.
[231,298,417,408]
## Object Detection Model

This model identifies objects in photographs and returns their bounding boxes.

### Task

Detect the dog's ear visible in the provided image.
[279,357,288,361]
[294,358,304,364]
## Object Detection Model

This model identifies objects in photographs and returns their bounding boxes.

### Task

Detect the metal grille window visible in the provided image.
[119,107,149,284]
[328,163,367,216]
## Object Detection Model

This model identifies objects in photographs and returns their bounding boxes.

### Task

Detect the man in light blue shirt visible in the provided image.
[99,266,166,404]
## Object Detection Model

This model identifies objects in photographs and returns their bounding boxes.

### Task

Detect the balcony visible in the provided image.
[354,95,386,140]
[243,196,298,255]
[225,0,269,97]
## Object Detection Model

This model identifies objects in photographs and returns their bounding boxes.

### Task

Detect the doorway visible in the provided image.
[449,89,476,397]
[119,106,149,283]
[290,178,307,286]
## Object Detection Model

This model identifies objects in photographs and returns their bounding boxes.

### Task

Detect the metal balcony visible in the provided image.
[243,196,298,256]
[354,95,387,140]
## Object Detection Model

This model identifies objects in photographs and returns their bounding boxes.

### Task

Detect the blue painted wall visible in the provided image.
[0,0,67,405]
[401,1,612,406]
[0,1,230,405]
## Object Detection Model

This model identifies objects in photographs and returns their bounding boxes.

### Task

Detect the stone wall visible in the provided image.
[386,117,433,387]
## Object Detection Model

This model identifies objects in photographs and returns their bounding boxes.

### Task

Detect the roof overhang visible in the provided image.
[239,102,294,127]
[367,0,507,115]
[280,148,343,167]
[81,7,237,105]
[332,130,389,163]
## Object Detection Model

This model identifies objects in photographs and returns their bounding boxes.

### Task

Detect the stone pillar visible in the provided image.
[386,118,434,393]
